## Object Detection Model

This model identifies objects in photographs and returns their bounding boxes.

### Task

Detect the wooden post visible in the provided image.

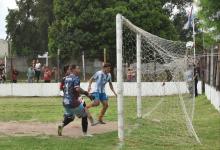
[104,48,107,63]
[57,49,60,82]
[9,39,13,82]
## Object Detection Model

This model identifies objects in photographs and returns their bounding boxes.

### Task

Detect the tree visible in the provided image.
[49,0,191,69]
[6,0,54,56]
[199,0,220,31]
[198,0,220,45]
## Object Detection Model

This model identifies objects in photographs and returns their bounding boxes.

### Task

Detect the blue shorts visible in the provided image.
[64,103,87,118]
[92,92,108,101]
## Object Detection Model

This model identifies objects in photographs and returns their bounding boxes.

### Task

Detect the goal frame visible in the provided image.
[116,14,142,141]
[116,14,200,144]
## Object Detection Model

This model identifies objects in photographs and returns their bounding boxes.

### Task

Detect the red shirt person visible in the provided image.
[43,66,52,83]
[12,67,19,83]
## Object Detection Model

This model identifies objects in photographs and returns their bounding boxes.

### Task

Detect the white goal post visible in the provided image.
[116,13,143,141]
[116,13,124,141]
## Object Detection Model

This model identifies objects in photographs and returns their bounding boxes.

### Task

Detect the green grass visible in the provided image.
[0,95,219,150]
[0,97,63,122]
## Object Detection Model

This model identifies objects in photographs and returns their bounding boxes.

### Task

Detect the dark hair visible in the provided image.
[63,65,69,74]
[69,64,76,70]
[103,63,111,68]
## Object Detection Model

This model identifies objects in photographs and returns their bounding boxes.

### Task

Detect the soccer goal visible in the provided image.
[116,14,201,145]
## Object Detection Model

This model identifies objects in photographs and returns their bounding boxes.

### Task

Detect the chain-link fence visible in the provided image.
[0,50,116,83]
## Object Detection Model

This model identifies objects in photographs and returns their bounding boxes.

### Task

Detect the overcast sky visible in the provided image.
[0,0,17,40]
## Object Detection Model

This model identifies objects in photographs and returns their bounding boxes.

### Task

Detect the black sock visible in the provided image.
[63,115,74,127]
[83,101,86,107]
[82,116,88,133]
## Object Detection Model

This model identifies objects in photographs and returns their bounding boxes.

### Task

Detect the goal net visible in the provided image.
[116,14,201,148]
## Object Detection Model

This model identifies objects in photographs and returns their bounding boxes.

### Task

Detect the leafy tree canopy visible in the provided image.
[6,0,54,56]
[49,0,192,65]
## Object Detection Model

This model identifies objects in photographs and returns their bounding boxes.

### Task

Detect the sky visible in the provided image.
[0,0,17,40]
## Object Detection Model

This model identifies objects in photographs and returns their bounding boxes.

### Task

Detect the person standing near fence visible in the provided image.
[12,67,19,83]
[27,64,35,83]
[194,63,200,97]
[127,67,135,82]
[34,59,41,83]
[0,59,6,83]
[43,66,52,83]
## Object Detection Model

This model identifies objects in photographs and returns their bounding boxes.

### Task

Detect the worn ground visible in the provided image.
[0,120,117,137]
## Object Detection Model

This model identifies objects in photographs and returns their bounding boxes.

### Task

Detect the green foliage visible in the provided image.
[0,97,62,122]
[198,0,220,44]
[6,0,196,63]
[49,0,189,66]
[199,0,220,30]
[6,0,54,56]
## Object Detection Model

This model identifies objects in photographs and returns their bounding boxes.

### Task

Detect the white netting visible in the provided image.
[118,15,201,147]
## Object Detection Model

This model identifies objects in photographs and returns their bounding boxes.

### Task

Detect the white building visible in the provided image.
[0,39,8,58]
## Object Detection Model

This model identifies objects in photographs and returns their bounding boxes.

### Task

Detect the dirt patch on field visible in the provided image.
[0,120,117,138]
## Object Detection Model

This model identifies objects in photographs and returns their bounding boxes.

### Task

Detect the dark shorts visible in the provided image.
[64,102,87,118]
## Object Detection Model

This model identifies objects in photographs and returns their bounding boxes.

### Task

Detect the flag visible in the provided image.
[183,6,194,30]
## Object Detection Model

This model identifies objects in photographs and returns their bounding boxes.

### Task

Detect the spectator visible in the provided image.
[43,66,52,83]
[0,59,6,83]
[185,64,194,95]
[52,67,58,82]
[32,59,36,67]
[27,64,35,83]
[126,67,135,82]
[194,63,200,97]
[35,59,41,82]
[12,67,19,83]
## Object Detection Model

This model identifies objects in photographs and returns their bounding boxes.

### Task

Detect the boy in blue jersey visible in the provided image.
[58,64,93,136]
[87,63,117,124]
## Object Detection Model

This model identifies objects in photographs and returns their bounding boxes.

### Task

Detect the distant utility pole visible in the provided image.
[82,51,86,81]
[57,49,60,82]
[104,48,107,63]
[46,52,48,66]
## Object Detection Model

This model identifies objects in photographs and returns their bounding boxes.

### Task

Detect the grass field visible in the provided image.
[0,95,219,150]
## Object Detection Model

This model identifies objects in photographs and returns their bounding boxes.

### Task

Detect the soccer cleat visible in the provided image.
[58,125,63,136]
[83,132,93,137]
[91,120,99,126]
[98,120,106,124]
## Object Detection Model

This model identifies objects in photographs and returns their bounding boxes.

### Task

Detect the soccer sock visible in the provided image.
[83,101,86,107]
[63,115,74,127]
[82,116,88,133]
